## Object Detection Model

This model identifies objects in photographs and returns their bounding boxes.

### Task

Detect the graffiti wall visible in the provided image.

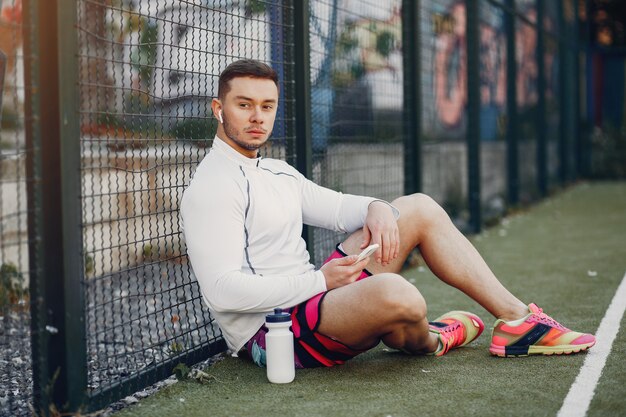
[479,1,507,142]
[422,0,468,141]
[479,0,508,217]
[515,0,538,142]
[422,0,507,143]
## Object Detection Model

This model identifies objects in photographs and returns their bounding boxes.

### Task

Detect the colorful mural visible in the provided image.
[423,0,556,143]
[479,2,507,142]
[427,0,468,139]
[423,0,507,141]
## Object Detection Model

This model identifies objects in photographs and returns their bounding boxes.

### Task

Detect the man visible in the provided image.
[180,59,595,369]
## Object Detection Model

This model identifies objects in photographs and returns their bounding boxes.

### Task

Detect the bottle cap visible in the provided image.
[266,308,291,323]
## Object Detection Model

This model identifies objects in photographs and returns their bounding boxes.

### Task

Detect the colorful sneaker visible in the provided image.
[490,303,596,357]
[429,311,485,356]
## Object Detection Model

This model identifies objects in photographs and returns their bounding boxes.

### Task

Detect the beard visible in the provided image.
[222,116,269,152]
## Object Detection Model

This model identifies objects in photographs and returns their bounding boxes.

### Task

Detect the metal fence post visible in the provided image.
[402,0,422,195]
[536,0,548,196]
[23,0,48,412]
[58,0,87,410]
[466,0,481,233]
[576,0,593,178]
[505,0,519,205]
[24,0,85,413]
[573,0,585,177]
[293,0,314,257]
[558,0,568,184]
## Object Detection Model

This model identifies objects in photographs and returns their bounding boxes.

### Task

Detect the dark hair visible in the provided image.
[218,59,279,99]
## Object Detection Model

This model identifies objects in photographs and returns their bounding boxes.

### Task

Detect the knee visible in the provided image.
[375,274,427,324]
[394,193,449,228]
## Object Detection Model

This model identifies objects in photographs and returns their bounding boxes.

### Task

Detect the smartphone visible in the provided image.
[352,243,379,264]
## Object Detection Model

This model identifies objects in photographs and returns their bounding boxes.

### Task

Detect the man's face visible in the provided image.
[215,76,279,158]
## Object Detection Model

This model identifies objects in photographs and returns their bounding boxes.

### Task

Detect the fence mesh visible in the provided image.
[545,0,561,191]
[515,0,540,204]
[309,0,405,265]
[76,0,294,405]
[479,0,508,222]
[420,0,470,229]
[0,0,586,413]
[0,0,33,415]
[562,0,578,180]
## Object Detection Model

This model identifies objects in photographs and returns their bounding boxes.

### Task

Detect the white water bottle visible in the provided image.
[265,308,295,384]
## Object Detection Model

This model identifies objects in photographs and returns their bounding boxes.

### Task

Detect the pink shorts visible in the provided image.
[245,244,374,368]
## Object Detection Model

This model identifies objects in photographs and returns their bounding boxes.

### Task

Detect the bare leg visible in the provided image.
[316,193,528,354]
[317,273,439,354]
[341,194,528,321]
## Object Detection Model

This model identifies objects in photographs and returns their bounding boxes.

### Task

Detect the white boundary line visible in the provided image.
[557,271,626,417]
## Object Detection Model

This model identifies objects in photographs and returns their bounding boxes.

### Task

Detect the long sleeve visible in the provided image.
[179,137,397,352]
[299,174,400,232]
[180,176,327,314]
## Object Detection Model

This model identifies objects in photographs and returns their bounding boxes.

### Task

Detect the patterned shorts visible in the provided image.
[245,244,373,368]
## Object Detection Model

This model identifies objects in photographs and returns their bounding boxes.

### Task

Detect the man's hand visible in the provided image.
[320,256,370,290]
[361,201,399,266]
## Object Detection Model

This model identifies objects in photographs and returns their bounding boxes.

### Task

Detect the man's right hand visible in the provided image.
[320,255,370,290]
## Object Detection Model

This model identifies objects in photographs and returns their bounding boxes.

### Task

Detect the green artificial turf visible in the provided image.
[115,181,626,417]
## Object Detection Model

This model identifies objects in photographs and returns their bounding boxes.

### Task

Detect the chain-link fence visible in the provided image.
[76,0,296,410]
[544,0,562,191]
[0,0,34,415]
[0,0,587,415]
[420,0,472,229]
[308,0,405,265]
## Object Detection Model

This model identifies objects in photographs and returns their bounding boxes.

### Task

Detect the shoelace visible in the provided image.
[533,307,567,330]
[440,322,462,334]
[440,322,464,347]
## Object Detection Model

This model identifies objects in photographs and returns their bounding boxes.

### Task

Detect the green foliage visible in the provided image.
[96,102,162,139]
[376,31,395,57]
[332,23,364,88]
[172,363,220,384]
[245,0,267,15]
[126,92,152,115]
[170,341,184,354]
[338,24,359,51]
[96,113,123,129]
[130,19,158,87]
[142,243,154,258]
[0,262,26,309]
[84,252,95,276]
[139,23,158,84]
[1,106,21,129]
[172,363,190,380]
[170,118,217,144]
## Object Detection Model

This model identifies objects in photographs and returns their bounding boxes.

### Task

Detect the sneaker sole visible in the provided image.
[489,340,596,357]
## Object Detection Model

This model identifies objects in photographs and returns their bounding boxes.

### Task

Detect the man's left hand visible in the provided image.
[361,201,399,266]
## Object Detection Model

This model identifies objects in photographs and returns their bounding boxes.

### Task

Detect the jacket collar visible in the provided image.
[212,135,261,167]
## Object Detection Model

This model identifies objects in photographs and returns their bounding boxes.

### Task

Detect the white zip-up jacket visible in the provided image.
[180,136,398,353]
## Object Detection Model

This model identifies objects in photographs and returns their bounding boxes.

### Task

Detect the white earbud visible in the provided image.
[218,110,223,124]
